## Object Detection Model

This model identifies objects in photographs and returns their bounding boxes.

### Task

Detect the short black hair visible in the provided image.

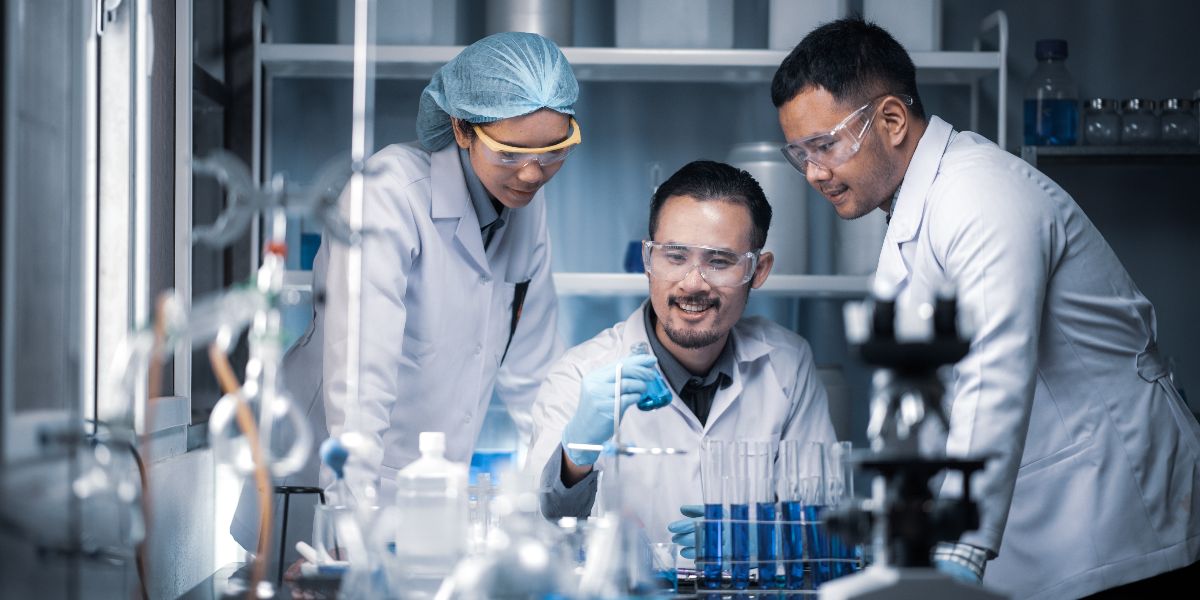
[770,16,926,120]
[649,160,772,251]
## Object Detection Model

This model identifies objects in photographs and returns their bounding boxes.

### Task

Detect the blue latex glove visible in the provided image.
[934,557,983,584]
[667,505,704,559]
[562,354,661,466]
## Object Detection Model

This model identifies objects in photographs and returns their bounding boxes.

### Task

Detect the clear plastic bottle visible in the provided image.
[394,431,469,580]
[1024,39,1079,146]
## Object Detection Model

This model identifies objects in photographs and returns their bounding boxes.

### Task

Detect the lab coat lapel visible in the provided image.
[875,116,956,296]
[703,326,771,433]
[430,145,491,276]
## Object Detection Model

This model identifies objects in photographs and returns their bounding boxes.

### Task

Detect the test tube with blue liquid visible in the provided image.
[746,440,778,591]
[629,342,672,410]
[780,440,826,590]
[826,441,859,579]
[699,438,726,590]
[729,442,753,590]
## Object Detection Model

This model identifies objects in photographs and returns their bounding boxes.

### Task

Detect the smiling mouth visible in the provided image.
[671,296,718,315]
[823,186,848,199]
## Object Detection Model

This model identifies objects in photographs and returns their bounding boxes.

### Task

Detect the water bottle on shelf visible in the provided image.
[1024,39,1079,146]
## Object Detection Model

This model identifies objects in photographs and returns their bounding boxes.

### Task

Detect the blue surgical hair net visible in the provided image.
[417,32,579,151]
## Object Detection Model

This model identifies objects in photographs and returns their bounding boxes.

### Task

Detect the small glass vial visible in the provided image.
[1120,99,1159,145]
[1160,98,1198,145]
[1083,98,1121,145]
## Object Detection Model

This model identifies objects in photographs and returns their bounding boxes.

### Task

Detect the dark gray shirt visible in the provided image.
[459,147,506,249]
[539,304,735,520]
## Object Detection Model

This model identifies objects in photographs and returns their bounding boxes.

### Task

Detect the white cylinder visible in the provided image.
[486,0,574,47]
[726,142,808,274]
[863,0,942,52]
[835,209,888,276]
[768,0,849,50]
[616,0,733,49]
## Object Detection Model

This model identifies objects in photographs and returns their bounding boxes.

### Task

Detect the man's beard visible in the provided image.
[662,294,724,349]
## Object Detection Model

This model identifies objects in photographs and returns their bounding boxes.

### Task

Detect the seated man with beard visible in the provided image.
[524,160,836,548]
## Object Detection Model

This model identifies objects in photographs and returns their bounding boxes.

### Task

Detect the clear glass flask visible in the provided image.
[1120,99,1160,145]
[1160,98,1198,145]
[1083,98,1121,146]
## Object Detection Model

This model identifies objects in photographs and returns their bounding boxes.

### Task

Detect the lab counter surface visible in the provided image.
[179,563,717,599]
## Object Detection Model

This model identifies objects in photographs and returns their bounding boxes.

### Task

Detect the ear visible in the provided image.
[750,251,774,289]
[450,118,473,150]
[876,96,911,149]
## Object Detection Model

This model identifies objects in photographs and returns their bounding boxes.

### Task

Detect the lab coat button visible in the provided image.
[473,344,482,355]
[479,275,491,285]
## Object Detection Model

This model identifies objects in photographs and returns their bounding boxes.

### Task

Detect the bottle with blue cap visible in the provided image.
[1024,39,1079,146]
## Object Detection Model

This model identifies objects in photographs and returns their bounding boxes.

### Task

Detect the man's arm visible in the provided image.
[927,167,1058,556]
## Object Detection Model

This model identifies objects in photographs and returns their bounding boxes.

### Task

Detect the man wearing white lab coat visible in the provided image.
[773,17,1200,599]
[526,160,837,546]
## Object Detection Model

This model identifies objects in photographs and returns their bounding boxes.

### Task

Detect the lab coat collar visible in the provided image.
[875,116,954,295]
[430,144,490,275]
[886,115,955,245]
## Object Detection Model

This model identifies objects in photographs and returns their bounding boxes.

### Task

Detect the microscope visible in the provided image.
[820,290,1007,600]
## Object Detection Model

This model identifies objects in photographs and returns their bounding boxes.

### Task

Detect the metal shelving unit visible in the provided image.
[283,270,872,298]
[1021,145,1200,168]
[257,8,1008,299]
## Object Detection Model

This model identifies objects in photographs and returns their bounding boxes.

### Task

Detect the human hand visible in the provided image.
[562,354,660,466]
[667,504,704,559]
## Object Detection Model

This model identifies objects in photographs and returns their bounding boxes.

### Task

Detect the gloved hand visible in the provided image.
[933,557,983,584]
[562,354,661,466]
[667,505,704,559]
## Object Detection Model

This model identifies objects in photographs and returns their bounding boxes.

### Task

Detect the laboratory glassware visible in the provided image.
[1160,98,1198,145]
[394,432,470,580]
[1083,99,1121,146]
[699,438,727,589]
[1024,39,1079,146]
[1120,99,1159,145]
[629,342,672,410]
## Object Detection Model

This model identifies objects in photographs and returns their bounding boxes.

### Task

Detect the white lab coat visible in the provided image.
[525,304,837,546]
[879,116,1200,599]
[230,142,563,555]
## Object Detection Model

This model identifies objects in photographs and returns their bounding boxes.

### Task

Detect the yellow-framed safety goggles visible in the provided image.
[472,117,582,168]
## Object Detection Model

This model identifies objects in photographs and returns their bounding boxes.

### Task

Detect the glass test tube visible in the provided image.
[825,441,858,579]
[746,440,778,590]
[699,438,726,590]
[729,442,753,590]
[780,440,826,590]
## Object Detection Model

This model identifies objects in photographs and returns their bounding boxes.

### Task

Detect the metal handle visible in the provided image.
[96,0,124,36]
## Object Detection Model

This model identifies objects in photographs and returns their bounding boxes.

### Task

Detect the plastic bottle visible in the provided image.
[394,432,469,580]
[1024,39,1079,146]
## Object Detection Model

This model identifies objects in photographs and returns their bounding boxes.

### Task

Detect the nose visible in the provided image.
[515,160,545,185]
[805,160,832,186]
[677,264,711,293]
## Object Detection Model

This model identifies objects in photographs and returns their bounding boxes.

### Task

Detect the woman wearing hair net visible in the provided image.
[231,32,578,565]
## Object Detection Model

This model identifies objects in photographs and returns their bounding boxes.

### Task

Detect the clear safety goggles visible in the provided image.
[472,117,582,168]
[641,240,760,288]
[780,94,912,175]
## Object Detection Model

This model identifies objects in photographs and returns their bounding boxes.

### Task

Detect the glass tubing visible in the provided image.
[698,439,861,592]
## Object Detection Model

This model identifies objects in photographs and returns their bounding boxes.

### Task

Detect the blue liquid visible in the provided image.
[638,374,672,410]
[804,504,830,587]
[756,502,778,588]
[1024,98,1078,146]
[828,531,856,579]
[730,503,750,589]
[702,503,724,589]
[782,501,805,589]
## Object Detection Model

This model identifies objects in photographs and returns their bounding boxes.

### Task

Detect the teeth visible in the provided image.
[679,302,709,313]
